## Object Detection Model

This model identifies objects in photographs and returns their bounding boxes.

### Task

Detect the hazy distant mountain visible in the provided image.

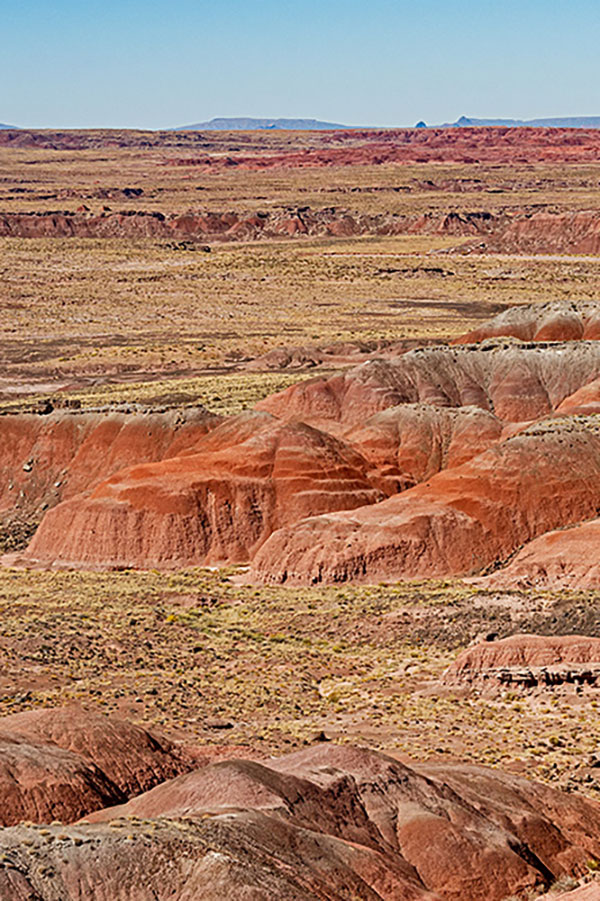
[424,115,600,129]
[0,123,16,129]
[172,117,354,131]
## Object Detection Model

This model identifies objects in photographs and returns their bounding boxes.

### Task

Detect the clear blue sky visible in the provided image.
[2,0,599,129]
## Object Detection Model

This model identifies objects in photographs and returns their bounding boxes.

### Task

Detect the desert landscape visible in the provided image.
[1,123,600,899]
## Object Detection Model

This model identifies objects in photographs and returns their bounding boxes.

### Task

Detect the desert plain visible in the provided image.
[1,126,600,898]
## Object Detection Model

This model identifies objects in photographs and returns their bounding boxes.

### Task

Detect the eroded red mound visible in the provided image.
[483,520,600,590]
[0,733,123,826]
[77,744,600,900]
[251,417,600,584]
[454,301,600,345]
[0,706,194,798]
[0,405,219,526]
[0,706,200,825]
[0,206,497,243]
[344,404,504,494]
[443,634,600,691]
[24,412,382,568]
[256,342,600,426]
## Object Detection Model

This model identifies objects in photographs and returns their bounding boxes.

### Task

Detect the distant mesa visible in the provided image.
[438,114,600,129]
[171,116,355,131]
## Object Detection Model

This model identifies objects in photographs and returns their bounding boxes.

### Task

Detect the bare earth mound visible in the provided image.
[0,707,199,825]
[0,405,219,528]
[0,706,194,798]
[454,301,600,345]
[344,404,504,494]
[24,412,382,568]
[257,342,600,426]
[251,417,600,584]
[0,733,123,826]
[1,743,599,901]
[443,634,600,693]
[482,520,600,590]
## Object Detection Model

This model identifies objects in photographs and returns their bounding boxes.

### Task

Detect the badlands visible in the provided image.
[2,126,600,898]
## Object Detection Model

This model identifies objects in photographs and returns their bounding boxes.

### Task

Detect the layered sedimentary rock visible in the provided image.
[257,342,600,426]
[474,209,600,256]
[344,404,504,494]
[484,520,600,590]
[6,124,600,163]
[0,206,491,244]
[0,707,193,798]
[454,301,600,345]
[0,405,219,526]
[24,412,381,568]
[0,707,198,826]
[442,634,600,692]
[251,416,600,584]
[555,379,600,416]
[4,204,600,253]
[1,744,598,901]
[0,733,123,826]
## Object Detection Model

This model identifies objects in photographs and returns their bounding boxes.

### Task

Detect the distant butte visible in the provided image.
[171,116,356,131]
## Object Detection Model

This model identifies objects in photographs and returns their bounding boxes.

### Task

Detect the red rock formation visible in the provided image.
[454,301,600,345]
[0,206,494,242]
[0,405,219,527]
[483,520,600,590]
[442,634,600,691]
[344,404,504,494]
[0,706,193,797]
[250,417,600,584]
[165,127,600,169]
[256,342,600,426]
[0,742,598,898]
[5,203,600,254]
[6,125,600,162]
[24,412,382,568]
[0,707,243,827]
[555,379,600,416]
[79,744,600,900]
[479,210,600,256]
[0,733,123,826]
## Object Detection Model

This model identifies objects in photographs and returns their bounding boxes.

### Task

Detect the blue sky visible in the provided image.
[2,0,600,129]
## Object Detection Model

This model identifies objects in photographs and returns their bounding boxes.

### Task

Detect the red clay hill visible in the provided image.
[482,519,600,591]
[0,404,219,532]
[6,206,600,254]
[250,416,600,584]
[24,412,382,569]
[454,300,600,345]
[443,634,600,693]
[0,730,599,900]
[0,707,198,826]
[13,338,600,582]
